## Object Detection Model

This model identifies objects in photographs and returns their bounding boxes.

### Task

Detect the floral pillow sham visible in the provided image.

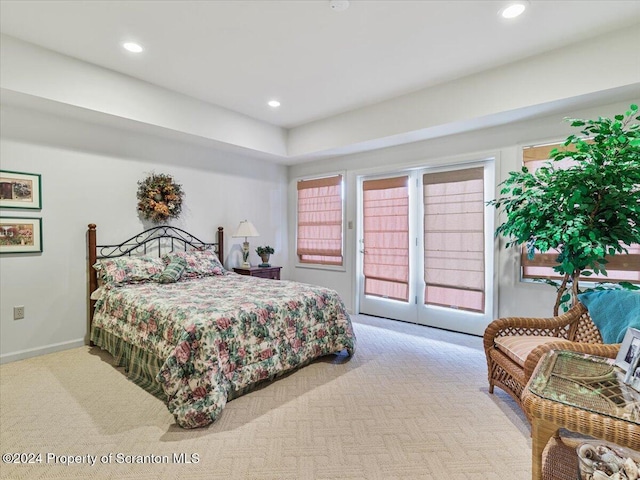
[163,250,225,278]
[94,256,165,286]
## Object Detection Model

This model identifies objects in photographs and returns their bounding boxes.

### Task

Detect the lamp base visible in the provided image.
[241,240,251,269]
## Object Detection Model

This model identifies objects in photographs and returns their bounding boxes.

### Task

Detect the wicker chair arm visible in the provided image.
[523,341,621,380]
[482,304,588,352]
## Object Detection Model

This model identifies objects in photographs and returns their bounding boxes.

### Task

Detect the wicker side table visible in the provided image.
[522,350,640,480]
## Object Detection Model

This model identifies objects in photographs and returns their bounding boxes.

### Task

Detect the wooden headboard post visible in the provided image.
[88,223,97,345]
[217,226,224,265]
[88,224,98,304]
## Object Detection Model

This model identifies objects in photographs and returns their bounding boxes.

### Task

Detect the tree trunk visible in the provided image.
[571,268,581,307]
[553,270,581,316]
[553,273,570,316]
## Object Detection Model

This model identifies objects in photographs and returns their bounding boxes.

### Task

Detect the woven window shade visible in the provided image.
[297,175,343,266]
[423,168,485,312]
[521,143,640,283]
[363,176,409,301]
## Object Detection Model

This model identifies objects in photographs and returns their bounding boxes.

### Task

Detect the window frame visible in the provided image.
[518,141,640,285]
[294,171,347,271]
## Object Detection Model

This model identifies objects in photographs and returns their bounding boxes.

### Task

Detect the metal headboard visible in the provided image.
[94,225,220,259]
[87,223,224,335]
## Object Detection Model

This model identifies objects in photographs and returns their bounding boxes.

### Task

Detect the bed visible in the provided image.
[87,224,356,428]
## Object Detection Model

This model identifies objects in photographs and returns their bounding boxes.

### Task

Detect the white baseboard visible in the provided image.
[0,338,86,364]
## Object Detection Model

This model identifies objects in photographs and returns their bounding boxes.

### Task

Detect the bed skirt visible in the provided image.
[91,327,166,401]
[91,325,352,415]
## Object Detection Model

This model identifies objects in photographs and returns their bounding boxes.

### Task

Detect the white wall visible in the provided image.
[1,34,288,159]
[4,29,639,164]
[288,99,639,319]
[0,105,288,363]
[287,26,640,158]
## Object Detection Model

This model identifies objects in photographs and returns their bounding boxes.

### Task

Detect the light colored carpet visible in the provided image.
[0,315,531,479]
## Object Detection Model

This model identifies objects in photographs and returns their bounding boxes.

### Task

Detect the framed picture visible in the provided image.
[0,217,42,254]
[615,327,640,372]
[631,363,640,393]
[0,170,42,209]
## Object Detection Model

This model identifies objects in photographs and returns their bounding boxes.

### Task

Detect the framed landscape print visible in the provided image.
[0,217,42,254]
[0,170,42,209]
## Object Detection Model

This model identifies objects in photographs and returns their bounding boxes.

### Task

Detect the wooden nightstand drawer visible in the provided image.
[233,266,281,280]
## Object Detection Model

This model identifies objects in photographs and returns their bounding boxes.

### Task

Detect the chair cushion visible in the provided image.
[578,290,640,344]
[494,335,560,367]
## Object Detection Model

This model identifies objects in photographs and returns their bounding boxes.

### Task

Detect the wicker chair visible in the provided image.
[483,302,620,420]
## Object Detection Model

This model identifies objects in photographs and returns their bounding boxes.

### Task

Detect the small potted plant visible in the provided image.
[255,245,275,267]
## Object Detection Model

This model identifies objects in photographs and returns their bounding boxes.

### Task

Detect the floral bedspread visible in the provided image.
[92,274,356,428]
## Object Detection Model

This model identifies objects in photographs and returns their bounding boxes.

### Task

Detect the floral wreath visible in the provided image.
[136,173,184,223]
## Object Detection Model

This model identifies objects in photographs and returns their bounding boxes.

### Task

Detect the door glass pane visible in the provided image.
[363,176,410,302]
[423,168,485,312]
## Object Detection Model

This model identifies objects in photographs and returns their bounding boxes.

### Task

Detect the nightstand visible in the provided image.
[233,266,281,280]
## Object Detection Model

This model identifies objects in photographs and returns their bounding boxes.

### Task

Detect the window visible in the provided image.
[423,168,485,312]
[296,175,343,266]
[362,176,410,301]
[521,143,640,283]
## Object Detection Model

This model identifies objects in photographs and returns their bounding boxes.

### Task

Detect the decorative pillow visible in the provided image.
[157,256,187,284]
[93,256,165,285]
[578,290,640,343]
[163,250,225,278]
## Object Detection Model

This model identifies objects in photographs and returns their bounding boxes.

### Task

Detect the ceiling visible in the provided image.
[2,0,640,130]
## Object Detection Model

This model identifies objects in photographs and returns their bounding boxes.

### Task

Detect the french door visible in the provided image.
[357,162,495,336]
[359,175,418,323]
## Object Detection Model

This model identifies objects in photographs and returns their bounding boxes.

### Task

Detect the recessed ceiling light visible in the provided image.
[500,2,527,19]
[268,100,281,108]
[123,42,143,53]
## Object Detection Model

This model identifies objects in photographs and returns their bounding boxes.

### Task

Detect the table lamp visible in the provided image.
[232,220,260,268]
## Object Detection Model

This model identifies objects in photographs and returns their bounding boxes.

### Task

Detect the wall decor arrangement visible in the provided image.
[0,217,43,254]
[136,173,184,223]
[0,170,42,210]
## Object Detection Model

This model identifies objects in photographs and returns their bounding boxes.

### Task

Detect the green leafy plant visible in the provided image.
[489,104,640,315]
[255,245,275,255]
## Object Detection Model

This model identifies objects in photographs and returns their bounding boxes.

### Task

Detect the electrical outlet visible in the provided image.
[13,306,25,320]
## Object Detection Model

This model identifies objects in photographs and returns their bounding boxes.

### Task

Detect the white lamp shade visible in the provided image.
[232,220,260,238]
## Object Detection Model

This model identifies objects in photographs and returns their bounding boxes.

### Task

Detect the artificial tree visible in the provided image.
[490,104,640,315]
